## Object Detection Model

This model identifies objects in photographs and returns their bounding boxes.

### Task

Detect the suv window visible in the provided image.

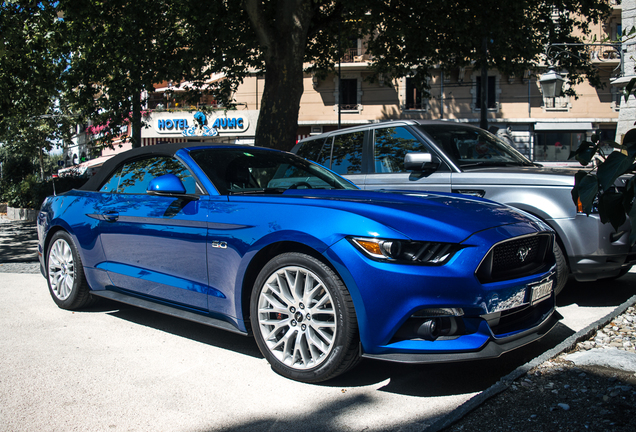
[330,131,364,175]
[295,137,332,167]
[373,127,430,173]
[100,156,197,194]
[415,124,531,167]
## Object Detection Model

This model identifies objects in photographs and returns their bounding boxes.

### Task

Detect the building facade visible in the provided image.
[66,1,628,168]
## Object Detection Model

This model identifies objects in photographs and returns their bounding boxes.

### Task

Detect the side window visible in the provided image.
[100,166,125,193]
[99,156,197,194]
[296,138,332,167]
[330,131,364,175]
[373,127,429,173]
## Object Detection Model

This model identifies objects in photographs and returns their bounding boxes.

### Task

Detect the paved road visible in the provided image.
[1,269,634,432]
[1,217,635,431]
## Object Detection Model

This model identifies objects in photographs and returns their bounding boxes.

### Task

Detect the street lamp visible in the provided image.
[538,66,565,98]
[538,43,622,98]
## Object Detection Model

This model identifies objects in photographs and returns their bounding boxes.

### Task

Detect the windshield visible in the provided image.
[415,124,534,168]
[190,147,357,195]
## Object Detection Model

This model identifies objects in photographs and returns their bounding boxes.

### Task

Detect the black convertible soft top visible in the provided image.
[78,142,259,192]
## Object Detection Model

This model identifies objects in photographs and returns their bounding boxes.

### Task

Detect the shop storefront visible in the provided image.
[533,122,617,163]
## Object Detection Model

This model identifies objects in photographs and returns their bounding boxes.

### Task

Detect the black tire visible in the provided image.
[553,241,569,296]
[46,231,94,310]
[250,252,360,383]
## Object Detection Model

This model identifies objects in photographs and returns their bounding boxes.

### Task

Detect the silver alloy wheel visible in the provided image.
[48,238,75,301]
[257,266,337,370]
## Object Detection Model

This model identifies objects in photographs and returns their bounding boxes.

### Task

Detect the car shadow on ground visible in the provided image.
[78,272,636,398]
[322,320,578,397]
[0,221,38,263]
[90,299,264,359]
[557,271,636,308]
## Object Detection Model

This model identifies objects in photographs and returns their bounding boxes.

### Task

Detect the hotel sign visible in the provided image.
[154,111,249,137]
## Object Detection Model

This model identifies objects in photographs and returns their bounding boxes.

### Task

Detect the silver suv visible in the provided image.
[292,120,636,294]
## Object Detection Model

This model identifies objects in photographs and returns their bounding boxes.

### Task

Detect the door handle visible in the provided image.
[102,211,119,222]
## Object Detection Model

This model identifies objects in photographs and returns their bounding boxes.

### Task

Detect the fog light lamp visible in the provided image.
[418,319,440,341]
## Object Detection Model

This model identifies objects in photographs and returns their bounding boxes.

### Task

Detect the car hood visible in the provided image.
[456,166,576,187]
[281,189,547,242]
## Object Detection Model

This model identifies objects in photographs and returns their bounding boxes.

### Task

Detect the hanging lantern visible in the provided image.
[539,66,565,98]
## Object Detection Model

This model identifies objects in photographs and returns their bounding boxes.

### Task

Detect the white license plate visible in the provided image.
[530,280,553,305]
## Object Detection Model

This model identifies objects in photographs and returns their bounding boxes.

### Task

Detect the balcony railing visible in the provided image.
[341,47,368,63]
[589,46,621,65]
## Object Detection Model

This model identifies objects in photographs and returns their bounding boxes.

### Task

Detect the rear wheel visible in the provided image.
[46,231,94,310]
[250,252,360,383]
[553,242,569,296]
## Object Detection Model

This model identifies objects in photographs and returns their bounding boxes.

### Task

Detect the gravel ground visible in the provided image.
[442,305,636,432]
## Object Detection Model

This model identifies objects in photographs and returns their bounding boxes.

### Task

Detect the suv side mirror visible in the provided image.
[404,153,441,172]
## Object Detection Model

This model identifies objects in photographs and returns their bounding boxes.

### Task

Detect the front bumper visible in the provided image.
[554,213,636,281]
[325,223,559,358]
[362,306,561,364]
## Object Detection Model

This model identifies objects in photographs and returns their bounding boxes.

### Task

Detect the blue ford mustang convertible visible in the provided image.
[38,143,560,382]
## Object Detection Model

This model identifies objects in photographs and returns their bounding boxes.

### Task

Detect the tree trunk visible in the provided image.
[243,0,314,151]
[131,91,142,148]
[255,55,305,151]
[38,147,45,181]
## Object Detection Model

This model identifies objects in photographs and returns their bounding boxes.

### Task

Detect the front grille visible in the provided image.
[476,233,554,283]
[492,236,541,274]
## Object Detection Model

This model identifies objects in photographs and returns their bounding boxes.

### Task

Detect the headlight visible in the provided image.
[349,237,461,265]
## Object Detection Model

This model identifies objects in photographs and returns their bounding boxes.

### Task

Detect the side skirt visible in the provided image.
[91,290,249,336]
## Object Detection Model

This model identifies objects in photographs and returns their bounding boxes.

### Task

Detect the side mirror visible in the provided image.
[147,174,187,196]
[404,153,441,172]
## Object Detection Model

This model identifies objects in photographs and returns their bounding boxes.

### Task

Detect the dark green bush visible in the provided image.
[2,175,87,209]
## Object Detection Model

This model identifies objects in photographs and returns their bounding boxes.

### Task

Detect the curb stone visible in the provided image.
[423,293,636,432]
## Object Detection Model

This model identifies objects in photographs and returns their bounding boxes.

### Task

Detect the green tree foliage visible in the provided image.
[0,146,79,208]
[0,1,64,127]
[0,1,72,176]
[1,0,618,155]
[183,1,367,151]
[59,0,189,148]
[362,0,612,128]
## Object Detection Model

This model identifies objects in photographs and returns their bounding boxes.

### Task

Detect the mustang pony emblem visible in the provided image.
[517,246,531,262]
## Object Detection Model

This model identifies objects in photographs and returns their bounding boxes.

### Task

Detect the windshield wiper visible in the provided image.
[460,161,526,168]
[458,162,487,168]
[228,188,288,195]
